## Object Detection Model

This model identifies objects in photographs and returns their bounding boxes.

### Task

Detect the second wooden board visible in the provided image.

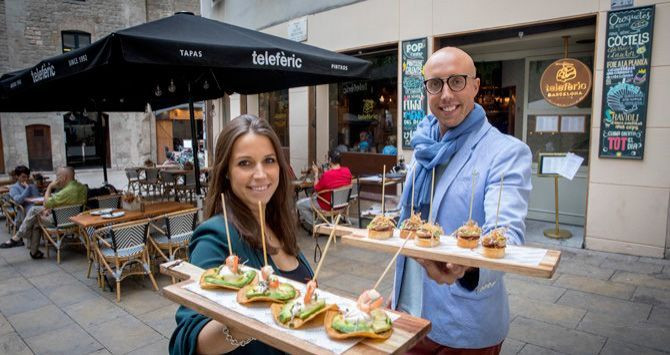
[317,226,560,279]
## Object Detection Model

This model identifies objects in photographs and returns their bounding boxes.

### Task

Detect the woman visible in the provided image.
[0,165,40,249]
[170,115,313,355]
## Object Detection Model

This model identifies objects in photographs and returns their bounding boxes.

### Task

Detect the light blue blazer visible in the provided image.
[392,119,532,348]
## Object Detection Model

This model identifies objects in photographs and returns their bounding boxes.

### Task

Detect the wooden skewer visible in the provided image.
[428,167,435,223]
[494,173,505,229]
[468,170,478,221]
[220,193,233,257]
[373,236,410,290]
[381,165,386,215]
[411,165,416,215]
[312,215,341,282]
[258,200,268,266]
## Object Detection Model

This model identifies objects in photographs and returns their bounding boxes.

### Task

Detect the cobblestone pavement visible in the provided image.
[0,171,668,354]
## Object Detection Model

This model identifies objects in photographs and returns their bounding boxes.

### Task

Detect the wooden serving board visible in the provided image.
[316,225,560,279]
[160,261,431,355]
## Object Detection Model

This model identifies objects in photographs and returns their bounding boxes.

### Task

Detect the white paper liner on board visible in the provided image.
[183,274,400,354]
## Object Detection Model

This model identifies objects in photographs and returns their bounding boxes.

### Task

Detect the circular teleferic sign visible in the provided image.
[540,58,592,108]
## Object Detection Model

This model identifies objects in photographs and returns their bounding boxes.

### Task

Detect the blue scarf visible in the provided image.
[402,104,486,214]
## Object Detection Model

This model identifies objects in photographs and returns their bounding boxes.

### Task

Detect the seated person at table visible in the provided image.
[8,165,41,230]
[0,167,87,259]
[382,135,398,156]
[170,114,314,355]
[296,150,353,230]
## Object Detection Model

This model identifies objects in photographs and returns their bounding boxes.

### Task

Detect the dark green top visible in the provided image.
[169,215,314,355]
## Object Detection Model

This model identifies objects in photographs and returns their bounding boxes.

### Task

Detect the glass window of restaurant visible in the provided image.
[329,46,398,154]
[525,54,593,167]
[259,89,289,147]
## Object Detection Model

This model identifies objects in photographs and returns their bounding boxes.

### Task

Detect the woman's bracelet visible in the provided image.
[221,325,255,347]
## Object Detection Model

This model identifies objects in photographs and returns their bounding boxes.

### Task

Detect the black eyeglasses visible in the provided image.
[423,74,475,94]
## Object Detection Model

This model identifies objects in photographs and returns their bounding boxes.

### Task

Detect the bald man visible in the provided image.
[392,47,532,353]
[0,166,87,259]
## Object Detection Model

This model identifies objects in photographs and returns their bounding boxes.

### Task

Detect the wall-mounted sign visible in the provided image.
[599,5,654,159]
[540,58,592,108]
[401,38,428,148]
[611,0,634,10]
[287,17,307,42]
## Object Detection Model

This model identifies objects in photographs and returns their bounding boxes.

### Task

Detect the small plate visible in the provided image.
[91,208,114,216]
[102,211,125,219]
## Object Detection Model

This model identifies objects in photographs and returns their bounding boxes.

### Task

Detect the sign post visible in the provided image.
[598,5,655,159]
[538,153,572,239]
[401,38,428,148]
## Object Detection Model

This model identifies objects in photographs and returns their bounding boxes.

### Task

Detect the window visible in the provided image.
[61,31,91,53]
[259,89,290,147]
[525,55,593,166]
[329,47,398,154]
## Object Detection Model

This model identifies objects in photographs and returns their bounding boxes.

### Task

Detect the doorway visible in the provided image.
[25,124,53,171]
[63,112,110,168]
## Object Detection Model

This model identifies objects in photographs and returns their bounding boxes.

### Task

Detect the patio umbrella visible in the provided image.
[0,12,371,192]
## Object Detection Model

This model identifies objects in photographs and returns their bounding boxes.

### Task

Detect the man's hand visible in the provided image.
[414,258,470,285]
[40,208,51,218]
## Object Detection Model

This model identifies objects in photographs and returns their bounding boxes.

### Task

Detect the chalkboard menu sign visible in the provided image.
[599,5,655,159]
[401,38,428,148]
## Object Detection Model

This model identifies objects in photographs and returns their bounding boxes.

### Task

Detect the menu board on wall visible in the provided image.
[401,38,428,148]
[599,5,655,159]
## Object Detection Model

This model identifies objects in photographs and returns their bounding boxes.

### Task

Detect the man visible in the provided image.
[1,166,41,247]
[0,167,87,259]
[392,47,532,353]
[297,150,353,230]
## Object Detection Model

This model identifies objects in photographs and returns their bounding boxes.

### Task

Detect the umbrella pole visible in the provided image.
[98,111,108,184]
[187,82,202,196]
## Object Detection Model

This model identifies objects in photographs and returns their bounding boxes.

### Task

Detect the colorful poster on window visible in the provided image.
[599,5,654,159]
[401,38,428,148]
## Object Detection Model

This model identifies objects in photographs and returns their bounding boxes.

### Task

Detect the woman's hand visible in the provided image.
[414,258,470,285]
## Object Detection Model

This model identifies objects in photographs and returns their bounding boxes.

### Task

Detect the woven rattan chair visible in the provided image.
[139,168,160,197]
[149,208,198,264]
[159,171,178,201]
[125,168,141,193]
[175,171,196,202]
[309,184,354,262]
[92,219,158,301]
[40,204,85,263]
[1,194,21,234]
[93,194,121,209]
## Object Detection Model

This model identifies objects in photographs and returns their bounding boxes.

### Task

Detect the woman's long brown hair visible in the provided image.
[204,114,299,256]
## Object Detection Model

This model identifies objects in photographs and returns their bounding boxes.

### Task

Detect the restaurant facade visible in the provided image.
[203,0,669,258]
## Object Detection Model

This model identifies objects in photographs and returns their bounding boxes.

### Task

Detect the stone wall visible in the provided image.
[0,0,197,172]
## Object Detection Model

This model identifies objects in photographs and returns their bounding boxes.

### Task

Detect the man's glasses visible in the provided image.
[423,74,475,95]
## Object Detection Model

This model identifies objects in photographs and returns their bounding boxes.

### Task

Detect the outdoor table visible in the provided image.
[291,178,314,199]
[70,201,194,229]
[25,197,44,205]
[0,186,8,194]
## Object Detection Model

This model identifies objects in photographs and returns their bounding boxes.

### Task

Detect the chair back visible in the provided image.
[163,208,198,239]
[350,178,360,201]
[331,185,353,210]
[125,168,139,180]
[144,168,159,183]
[96,194,121,209]
[108,219,150,252]
[183,172,197,188]
[160,171,177,184]
[51,205,84,227]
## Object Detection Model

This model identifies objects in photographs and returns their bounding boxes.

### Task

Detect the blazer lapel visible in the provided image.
[430,121,492,221]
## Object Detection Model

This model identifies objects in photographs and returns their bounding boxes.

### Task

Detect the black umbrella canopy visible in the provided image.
[0,12,371,112]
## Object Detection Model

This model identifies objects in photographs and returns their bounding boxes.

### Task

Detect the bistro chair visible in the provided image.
[159,171,178,201]
[125,168,141,193]
[92,218,158,302]
[139,167,160,197]
[309,184,354,262]
[149,208,198,282]
[1,194,20,234]
[92,194,121,209]
[40,204,85,264]
[175,171,197,202]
